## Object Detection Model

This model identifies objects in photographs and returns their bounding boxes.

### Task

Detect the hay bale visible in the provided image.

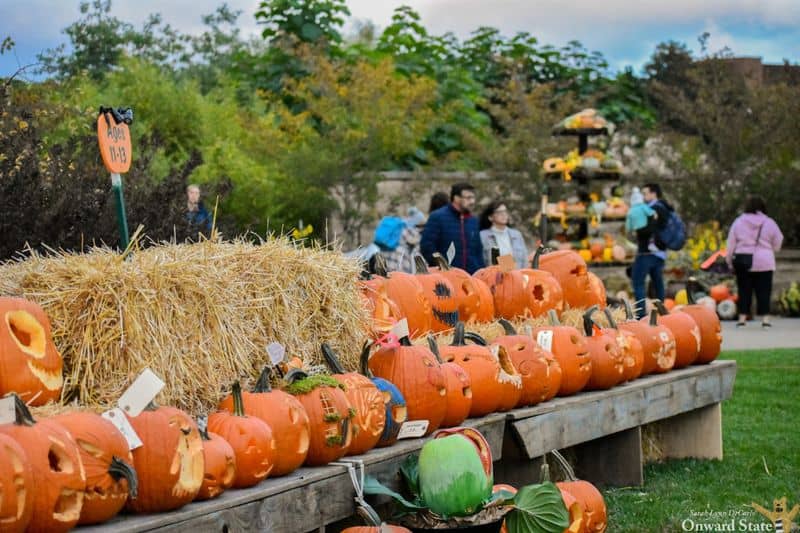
[0,237,370,415]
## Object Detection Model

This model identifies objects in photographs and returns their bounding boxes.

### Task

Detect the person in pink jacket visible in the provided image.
[726,195,784,327]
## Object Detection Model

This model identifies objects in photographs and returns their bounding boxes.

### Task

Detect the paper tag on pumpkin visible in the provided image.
[102,408,143,450]
[196,415,208,435]
[497,254,516,273]
[0,396,16,425]
[118,368,165,417]
[397,420,429,440]
[536,330,554,352]
[266,342,286,366]
[446,242,456,265]
[390,318,410,341]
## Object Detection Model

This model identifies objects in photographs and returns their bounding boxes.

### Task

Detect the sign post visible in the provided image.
[97,107,133,250]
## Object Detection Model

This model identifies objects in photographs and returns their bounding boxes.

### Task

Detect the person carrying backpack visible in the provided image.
[377,207,426,273]
[631,183,686,318]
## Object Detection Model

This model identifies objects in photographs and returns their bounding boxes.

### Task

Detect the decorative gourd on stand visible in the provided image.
[0,431,34,533]
[603,308,644,382]
[53,410,139,525]
[322,343,386,456]
[618,301,676,375]
[285,369,354,466]
[367,329,447,435]
[517,246,565,317]
[652,301,701,369]
[195,423,236,501]
[0,297,64,406]
[427,335,473,428]
[0,395,86,533]
[531,310,592,396]
[582,306,625,390]
[432,253,495,323]
[414,256,460,332]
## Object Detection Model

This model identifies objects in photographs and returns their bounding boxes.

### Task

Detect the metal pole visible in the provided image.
[111,173,130,250]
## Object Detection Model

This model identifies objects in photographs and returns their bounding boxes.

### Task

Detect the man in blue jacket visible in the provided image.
[421,183,485,273]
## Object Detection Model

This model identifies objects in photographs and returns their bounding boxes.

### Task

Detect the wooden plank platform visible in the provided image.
[78,361,735,533]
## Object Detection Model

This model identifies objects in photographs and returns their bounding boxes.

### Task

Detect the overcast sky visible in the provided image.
[1,0,798,78]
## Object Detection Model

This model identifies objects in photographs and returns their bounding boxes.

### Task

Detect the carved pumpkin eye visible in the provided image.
[434,282,451,298]
[77,439,105,459]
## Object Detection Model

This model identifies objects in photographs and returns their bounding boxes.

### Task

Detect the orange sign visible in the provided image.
[97,112,132,174]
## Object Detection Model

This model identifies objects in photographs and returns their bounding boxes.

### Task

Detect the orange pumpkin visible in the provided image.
[681,284,722,364]
[218,366,310,477]
[0,297,63,406]
[560,487,587,533]
[557,481,607,533]
[53,411,138,525]
[126,404,204,513]
[709,284,731,303]
[473,259,531,320]
[322,343,386,456]
[653,301,701,369]
[532,310,592,396]
[414,256,460,332]
[603,308,644,382]
[285,370,354,466]
[518,247,565,317]
[432,253,495,323]
[0,432,33,533]
[618,301,676,375]
[368,334,447,435]
[0,395,86,532]
[586,272,607,309]
[537,250,594,309]
[196,427,236,501]
[382,270,432,338]
[582,307,625,390]
[427,336,473,428]
[209,382,276,488]
[359,274,403,336]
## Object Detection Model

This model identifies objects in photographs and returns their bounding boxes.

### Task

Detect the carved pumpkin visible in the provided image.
[414,256,460,332]
[322,343,386,456]
[356,344,408,448]
[0,297,63,406]
[209,382,276,488]
[285,370,354,466]
[126,404,204,513]
[427,336,473,428]
[536,250,593,309]
[532,310,592,396]
[586,272,607,309]
[623,303,677,375]
[518,246,565,317]
[382,270,432,338]
[359,274,403,336]
[0,395,86,532]
[603,308,644,382]
[653,301,701,369]
[681,285,722,364]
[218,366,310,477]
[368,334,447,435]
[494,319,562,407]
[196,426,235,501]
[557,481,608,533]
[53,411,138,525]
[582,307,625,390]
[0,433,33,533]
[560,487,587,533]
[473,264,530,320]
[342,524,412,532]
[432,253,495,323]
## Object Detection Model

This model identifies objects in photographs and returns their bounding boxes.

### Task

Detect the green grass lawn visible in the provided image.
[605,349,800,532]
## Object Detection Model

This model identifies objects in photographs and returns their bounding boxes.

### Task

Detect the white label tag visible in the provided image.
[446,242,456,265]
[102,408,143,450]
[266,342,286,366]
[536,330,554,353]
[118,368,165,417]
[196,415,208,435]
[397,420,429,440]
[390,318,410,340]
[0,396,15,425]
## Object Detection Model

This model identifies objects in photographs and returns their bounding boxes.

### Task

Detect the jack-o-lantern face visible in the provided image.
[414,256,459,332]
[126,405,204,513]
[473,266,530,319]
[196,429,236,501]
[532,311,592,396]
[359,276,403,336]
[431,254,495,323]
[537,250,596,309]
[583,307,625,391]
[427,336,473,428]
[0,396,86,533]
[54,411,138,526]
[653,301,701,369]
[384,272,432,337]
[0,298,64,406]
[0,433,33,532]
[602,308,644,383]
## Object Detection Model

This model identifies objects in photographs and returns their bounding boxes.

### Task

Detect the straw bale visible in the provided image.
[0,237,370,415]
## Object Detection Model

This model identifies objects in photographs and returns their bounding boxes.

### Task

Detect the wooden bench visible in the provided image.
[79,360,736,533]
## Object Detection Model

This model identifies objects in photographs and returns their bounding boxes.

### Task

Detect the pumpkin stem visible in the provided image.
[491,247,500,265]
[622,298,635,321]
[686,277,698,305]
[432,253,451,271]
[531,245,545,269]
[321,342,346,374]
[108,456,139,499]
[463,331,488,346]
[253,366,273,393]
[649,309,659,326]
[414,255,429,274]
[10,394,35,426]
[654,300,669,316]
[539,458,551,483]
[451,322,466,346]
[359,341,374,378]
[285,368,310,384]
[373,254,388,277]
[550,449,577,482]
[547,309,561,326]
[231,381,245,417]
[426,335,444,363]
[603,308,619,329]
[582,305,600,337]
[399,335,412,347]
[498,318,518,336]
[355,502,383,527]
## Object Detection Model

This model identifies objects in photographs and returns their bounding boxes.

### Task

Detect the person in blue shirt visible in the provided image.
[631,183,673,318]
[186,184,212,235]
[421,183,484,273]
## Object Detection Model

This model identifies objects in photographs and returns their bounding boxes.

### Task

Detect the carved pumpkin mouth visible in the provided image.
[462,386,473,399]
[54,489,83,523]
[432,308,459,327]
[27,360,63,391]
